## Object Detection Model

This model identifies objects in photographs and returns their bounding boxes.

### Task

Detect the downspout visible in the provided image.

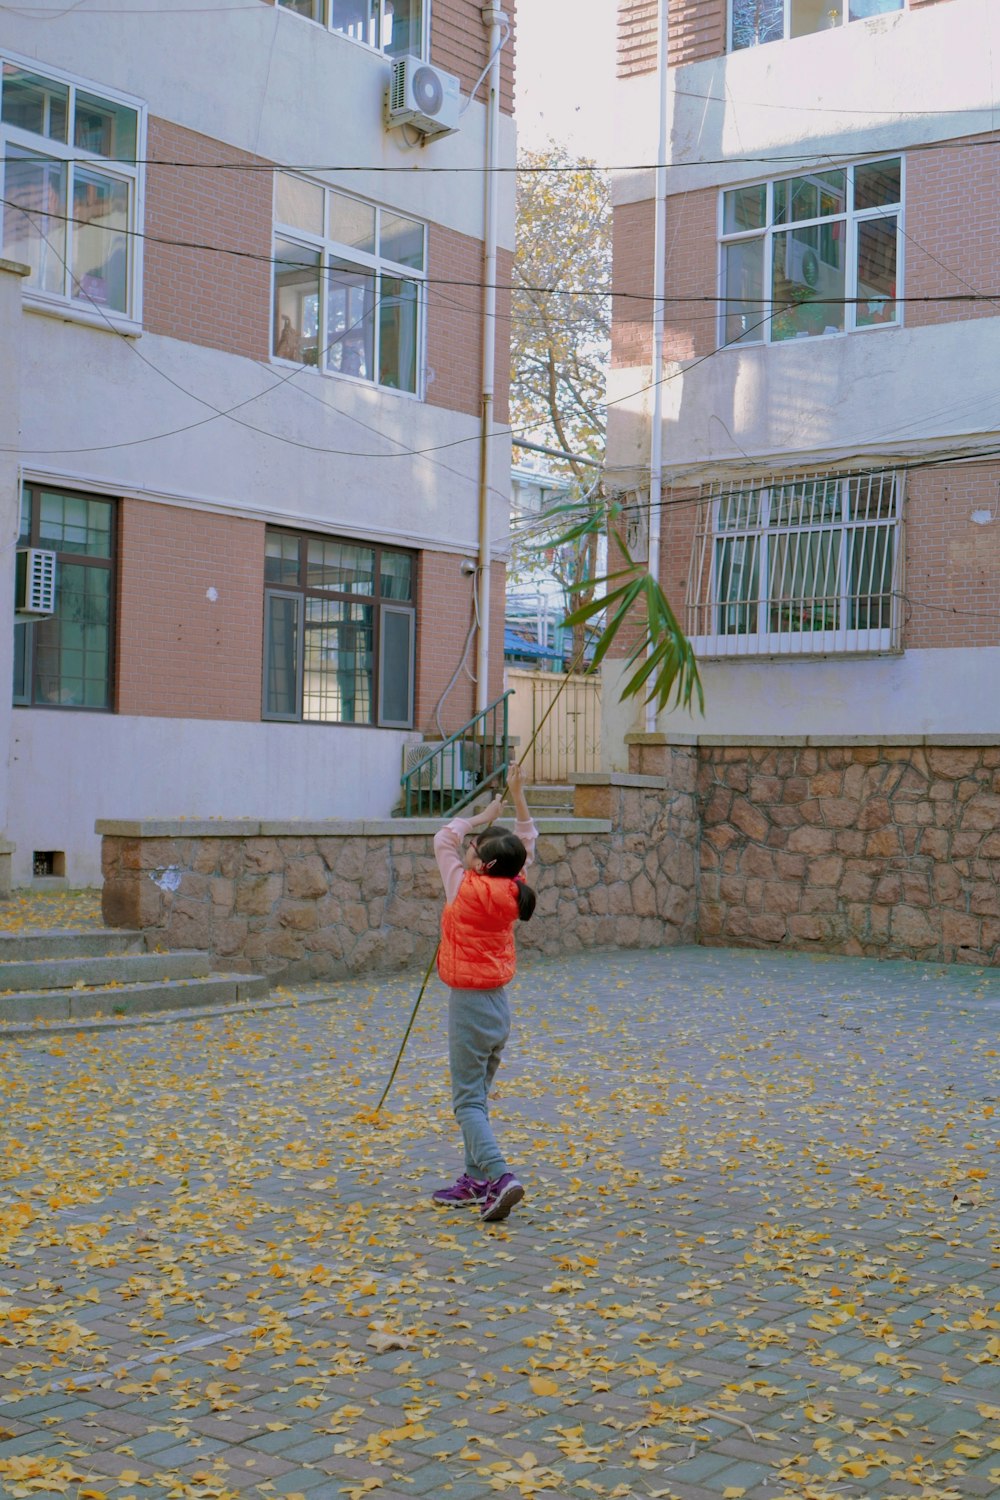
[645,0,669,732]
[476,4,506,712]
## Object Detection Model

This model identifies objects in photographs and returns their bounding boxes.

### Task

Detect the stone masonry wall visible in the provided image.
[698,741,1000,966]
[99,767,699,981]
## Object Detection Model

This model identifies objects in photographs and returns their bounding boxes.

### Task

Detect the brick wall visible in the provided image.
[432,0,516,114]
[617,0,726,76]
[904,131,1000,331]
[144,119,273,362]
[117,501,265,720]
[426,231,511,422]
[611,200,655,369]
[414,553,506,735]
[903,463,1000,649]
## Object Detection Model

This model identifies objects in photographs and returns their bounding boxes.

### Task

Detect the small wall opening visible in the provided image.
[33,851,66,878]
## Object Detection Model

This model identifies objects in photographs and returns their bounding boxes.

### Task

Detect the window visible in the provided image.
[686,471,902,657]
[720,157,901,346]
[273,175,425,395]
[263,529,415,727]
[277,0,424,58]
[0,56,141,320]
[730,0,904,50]
[14,485,115,708]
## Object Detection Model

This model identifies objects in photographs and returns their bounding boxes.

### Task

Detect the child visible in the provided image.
[431,762,537,1223]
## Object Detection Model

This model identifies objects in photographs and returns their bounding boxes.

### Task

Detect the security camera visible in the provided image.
[459,558,478,575]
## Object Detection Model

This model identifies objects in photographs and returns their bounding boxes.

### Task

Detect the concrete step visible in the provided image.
[0,928,147,962]
[520,785,575,816]
[0,973,271,1025]
[0,950,212,993]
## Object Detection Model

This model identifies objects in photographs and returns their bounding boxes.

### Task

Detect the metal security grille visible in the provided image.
[686,469,903,658]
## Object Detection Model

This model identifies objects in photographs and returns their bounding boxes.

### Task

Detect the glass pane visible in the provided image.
[849,523,893,628]
[380,212,423,270]
[769,479,841,527]
[731,0,784,49]
[790,0,842,38]
[1,64,68,140]
[771,225,845,340]
[331,0,379,47]
[264,532,301,586]
[774,170,845,224]
[848,474,897,523]
[769,529,840,631]
[378,275,418,392]
[326,258,375,378]
[384,0,422,56]
[722,238,765,345]
[850,0,902,17]
[74,92,137,161]
[39,492,112,556]
[13,621,28,704]
[265,593,300,716]
[276,172,324,234]
[853,158,901,211]
[307,538,374,594]
[329,192,376,254]
[715,536,759,634]
[72,169,129,312]
[379,550,412,600]
[279,0,324,17]
[33,562,111,707]
[380,608,412,724]
[855,216,897,328]
[303,598,373,723]
[273,238,321,365]
[723,184,766,234]
[3,153,67,297]
[717,486,760,531]
[18,488,31,544]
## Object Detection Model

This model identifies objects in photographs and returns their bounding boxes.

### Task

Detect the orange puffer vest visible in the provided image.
[437,871,521,990]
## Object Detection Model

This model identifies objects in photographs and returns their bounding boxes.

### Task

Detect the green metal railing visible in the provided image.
[399,691,512,817]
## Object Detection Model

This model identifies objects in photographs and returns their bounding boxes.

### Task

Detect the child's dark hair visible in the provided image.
[474,828,536,922]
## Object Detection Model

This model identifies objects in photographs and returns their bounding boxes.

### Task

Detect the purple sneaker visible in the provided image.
[432,1173,488,1207]
[480,1172,524,1223]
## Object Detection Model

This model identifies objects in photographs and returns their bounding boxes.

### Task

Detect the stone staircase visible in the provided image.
[0,927,269,1028]
[522,783,576,819]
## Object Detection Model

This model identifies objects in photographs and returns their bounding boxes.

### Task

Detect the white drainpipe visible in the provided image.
[646,0,669,733]
[476,5,506,712]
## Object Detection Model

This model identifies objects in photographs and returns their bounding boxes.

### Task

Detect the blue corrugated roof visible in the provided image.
[503,627,564,660]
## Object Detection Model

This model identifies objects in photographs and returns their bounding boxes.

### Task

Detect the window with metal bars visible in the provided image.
[686,470,903,658]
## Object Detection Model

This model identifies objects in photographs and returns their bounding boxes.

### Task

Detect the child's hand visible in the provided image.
[480,794,504,824]
[507,761,524,794]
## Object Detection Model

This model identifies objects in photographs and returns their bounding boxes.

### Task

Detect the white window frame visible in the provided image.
[0,50,144,332]
[686,470,904,660]
[728,0,907,52]
[272,175,427,399]
[718,155,903,349]
[277,0,429,59]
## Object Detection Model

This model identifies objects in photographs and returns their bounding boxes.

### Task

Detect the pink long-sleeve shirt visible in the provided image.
[433,816,538,906]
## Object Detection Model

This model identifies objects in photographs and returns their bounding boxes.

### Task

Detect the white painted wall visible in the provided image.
[0,262,28,870]
[602,647,1000,766]
[0,1,516,244]
[606,315,1000,485]
[614,0,1000,207]
[9,709,415,887]
[20,318,510,556]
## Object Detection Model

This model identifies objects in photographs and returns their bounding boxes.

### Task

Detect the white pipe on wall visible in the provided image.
[645,0,669,733]
[476,5,506,712]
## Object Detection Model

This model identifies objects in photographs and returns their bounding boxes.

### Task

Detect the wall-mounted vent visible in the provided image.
[15,548,57,615]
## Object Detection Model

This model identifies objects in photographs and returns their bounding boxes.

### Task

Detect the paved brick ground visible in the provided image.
[0,945,998,1500]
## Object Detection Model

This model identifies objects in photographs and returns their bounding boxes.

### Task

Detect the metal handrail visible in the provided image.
[399,690,512,817]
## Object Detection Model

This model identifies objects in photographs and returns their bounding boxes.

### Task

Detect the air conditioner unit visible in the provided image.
[385,55,461,139]
[15,548,57,616]
[402,741,475,793]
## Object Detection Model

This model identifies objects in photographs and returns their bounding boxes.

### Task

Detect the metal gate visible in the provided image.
[506,669,602,783]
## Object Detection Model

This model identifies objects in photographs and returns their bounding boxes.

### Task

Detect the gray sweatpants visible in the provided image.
[448,985,511,1182]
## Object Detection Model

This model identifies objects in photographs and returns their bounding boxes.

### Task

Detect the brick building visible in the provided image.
[0,0,516,887]
[606,0,1000,748]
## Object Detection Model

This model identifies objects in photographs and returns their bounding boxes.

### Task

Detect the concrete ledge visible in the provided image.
[625,732,700,746]
[97,816,613,838]
[685,734,1000,748]
[572,772,668,790]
